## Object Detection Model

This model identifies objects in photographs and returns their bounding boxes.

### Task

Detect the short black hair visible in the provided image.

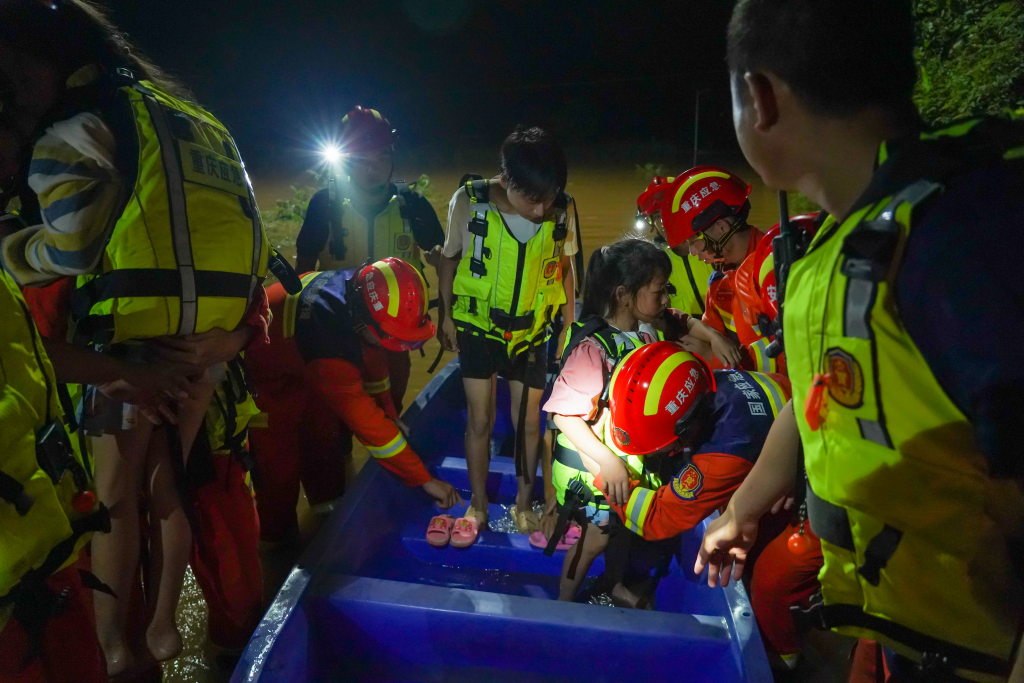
[727,0,918,119]
[499,126,567,202]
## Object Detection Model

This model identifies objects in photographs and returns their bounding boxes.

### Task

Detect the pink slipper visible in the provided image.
[426,514,455,547]
[528,523,582,550]
[450,511,480,548]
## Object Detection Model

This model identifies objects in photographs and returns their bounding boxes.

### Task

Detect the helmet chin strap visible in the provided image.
[701,221,743,271]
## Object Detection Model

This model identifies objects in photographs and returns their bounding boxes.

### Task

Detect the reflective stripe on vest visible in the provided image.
[451,179,568,354]
[282,272,323,339]
[362,431,406,459]
[70,79,270,346]
[319,181,423,272]
[784,118,1024,678]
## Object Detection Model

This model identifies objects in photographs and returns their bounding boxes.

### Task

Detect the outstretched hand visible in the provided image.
[422,478,464,510]
[693,505,760,587]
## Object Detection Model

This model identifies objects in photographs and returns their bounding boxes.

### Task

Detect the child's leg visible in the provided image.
[508,381,544,513]
[557,522,608,601]
[91,422,154,676]
[145,378,215,661]
[462,375,496,527]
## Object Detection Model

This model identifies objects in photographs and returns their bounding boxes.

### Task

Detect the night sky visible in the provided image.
[105,0,739,162]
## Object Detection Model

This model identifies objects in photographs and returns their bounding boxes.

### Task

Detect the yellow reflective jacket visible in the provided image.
[664,243,713,317]
[0,270,99,628]
[70,73,270,346]
[785,117,1024,682]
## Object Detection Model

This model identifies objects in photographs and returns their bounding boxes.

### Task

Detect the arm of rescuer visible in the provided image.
[694,400,800,587]
[596,452,754,542]
[303,356,462,509]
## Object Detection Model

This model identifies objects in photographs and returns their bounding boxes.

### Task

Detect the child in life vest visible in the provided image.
[540,238,739,602]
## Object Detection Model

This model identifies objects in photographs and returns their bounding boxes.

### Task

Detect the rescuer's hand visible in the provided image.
[601,458,630,507]
[694,504,760,588]
[150,326,254,373]
[708,331,742,368]
[422,477,464,509]
[439,316,459,353]
[96,379,179,425]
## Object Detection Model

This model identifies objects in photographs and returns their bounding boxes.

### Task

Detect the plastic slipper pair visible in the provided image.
[529,522,581,551]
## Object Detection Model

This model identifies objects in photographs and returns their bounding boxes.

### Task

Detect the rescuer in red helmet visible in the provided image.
[589,341,822,670]
[246,258,462,547]
[659,168,780,372]
[635,176,716,318]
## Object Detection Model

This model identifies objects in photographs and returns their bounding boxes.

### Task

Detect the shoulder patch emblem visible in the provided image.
[825,347,864,408]
[612,426,630,447]
[394,233,413,252]
[543,259,560,279]
[671,463,704,501]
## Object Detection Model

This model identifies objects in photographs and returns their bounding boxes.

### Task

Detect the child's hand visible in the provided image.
[422,478,464,509]
[439,316,459,353]
[601,458,630,507]
[708,332,742,368]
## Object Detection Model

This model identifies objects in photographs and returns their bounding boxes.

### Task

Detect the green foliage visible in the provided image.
[407,173,435,202]
[914,0,1024,124]
[634,162,666,179]
[261,183,315,249]
[786,191,821,217]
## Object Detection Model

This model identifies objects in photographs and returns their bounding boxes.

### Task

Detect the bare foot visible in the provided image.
[100,639,136,678]
[146,621,183,662]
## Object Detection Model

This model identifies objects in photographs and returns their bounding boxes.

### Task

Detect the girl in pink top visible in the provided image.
[541,238,739,603]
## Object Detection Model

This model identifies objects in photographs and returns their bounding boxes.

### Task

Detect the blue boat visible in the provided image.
[231,360,773,682]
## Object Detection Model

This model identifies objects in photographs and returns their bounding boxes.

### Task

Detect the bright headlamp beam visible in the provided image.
[322,146,341,164]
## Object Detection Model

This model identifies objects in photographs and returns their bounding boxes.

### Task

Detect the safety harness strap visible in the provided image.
[0,470,35,516]
[792,601,1011,678]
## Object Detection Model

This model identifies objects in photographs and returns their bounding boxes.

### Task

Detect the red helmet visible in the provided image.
[661,166,752,249]
[607,342,715,456]
[356,257,434,351]
[340,106,398,154]
[751,213,820,321]
[634,176,676,232]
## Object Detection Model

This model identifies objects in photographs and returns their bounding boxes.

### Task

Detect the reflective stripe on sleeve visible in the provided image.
[362,377,391,395]
[624,486,655,537]
[360,431,407,459]
[751,372,786,418]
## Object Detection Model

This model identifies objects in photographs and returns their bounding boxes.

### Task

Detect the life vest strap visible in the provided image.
[792,601,1011,678]
[489,308,534,332]
[0,470,35,516]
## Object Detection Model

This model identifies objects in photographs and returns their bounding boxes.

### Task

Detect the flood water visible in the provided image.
[163,161,786,683]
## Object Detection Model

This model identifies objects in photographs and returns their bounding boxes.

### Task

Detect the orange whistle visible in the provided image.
[804,373,830,431]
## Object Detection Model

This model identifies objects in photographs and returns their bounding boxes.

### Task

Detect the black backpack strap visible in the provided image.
[327,178,347,260]
[558,316,611,366]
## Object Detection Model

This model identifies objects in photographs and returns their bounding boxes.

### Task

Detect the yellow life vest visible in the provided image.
[70,74,270,346]
[551,320,662,507]
[0,270,100,627]
[785,118,1024,681]
[316,180,423,272]
[451,179,568,356]
[664,244,713,317]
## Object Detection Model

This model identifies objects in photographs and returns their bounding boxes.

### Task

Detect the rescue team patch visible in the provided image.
[543,259,559,279]
[613,426,630,447]
[671,463,704,501]
[826,347,864,408]
[395,233,413,252]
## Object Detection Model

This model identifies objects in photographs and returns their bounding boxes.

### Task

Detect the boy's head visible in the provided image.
[727,0,918,189]
[498,126,567,222]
